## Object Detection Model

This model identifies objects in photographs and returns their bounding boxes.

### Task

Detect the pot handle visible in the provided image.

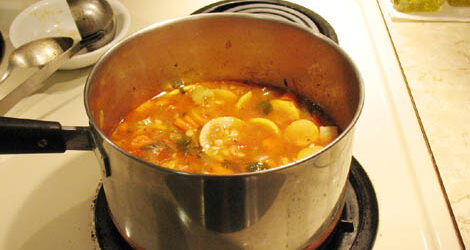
[0,117,94,154]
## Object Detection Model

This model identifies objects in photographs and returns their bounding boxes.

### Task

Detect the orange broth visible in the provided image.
[109,81,339,174]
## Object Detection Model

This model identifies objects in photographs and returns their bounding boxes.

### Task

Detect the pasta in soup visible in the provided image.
[109,81,339,174]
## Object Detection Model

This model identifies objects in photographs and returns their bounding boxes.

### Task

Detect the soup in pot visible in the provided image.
[109,81,339,174]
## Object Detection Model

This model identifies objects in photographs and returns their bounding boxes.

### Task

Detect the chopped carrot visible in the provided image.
[130,135,153,149]
[312,115,322,127]
[210,164,235,174]
[174,117,194,131]
[189,110,207,125]
[117,122,129,134]
[312,113,329,127]
[183,115,199,128]
[280,92,298,102]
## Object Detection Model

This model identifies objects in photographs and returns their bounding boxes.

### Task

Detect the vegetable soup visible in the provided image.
[109,81,339,174]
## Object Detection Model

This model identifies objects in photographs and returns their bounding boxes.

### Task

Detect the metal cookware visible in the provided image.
[0,14,363,249]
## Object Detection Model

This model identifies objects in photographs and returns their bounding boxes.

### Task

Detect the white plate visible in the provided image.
[9,0,130,70]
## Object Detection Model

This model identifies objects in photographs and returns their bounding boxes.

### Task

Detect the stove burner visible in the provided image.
[316,158,379,250]
[91,185,132,250]
[90,158,378,250]
[192,0,338,43]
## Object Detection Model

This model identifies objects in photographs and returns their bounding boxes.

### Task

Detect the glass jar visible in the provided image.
[393,0,444,12]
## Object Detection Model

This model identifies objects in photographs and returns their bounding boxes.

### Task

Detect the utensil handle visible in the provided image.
[0,117,94,154]
[0,41,84,115]
[0,62,13,84]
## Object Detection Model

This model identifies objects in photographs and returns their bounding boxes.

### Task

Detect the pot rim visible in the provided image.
[84,13,365,177]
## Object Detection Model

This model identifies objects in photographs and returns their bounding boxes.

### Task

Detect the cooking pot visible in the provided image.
[0,14,363,249]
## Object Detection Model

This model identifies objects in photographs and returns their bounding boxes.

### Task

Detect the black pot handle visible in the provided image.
[0,117,94,154]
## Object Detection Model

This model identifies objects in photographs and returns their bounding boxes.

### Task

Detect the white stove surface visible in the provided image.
[0,0,462,249]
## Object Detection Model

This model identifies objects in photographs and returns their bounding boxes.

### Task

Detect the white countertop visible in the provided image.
[0,0,467,249]
[378,1,470,248]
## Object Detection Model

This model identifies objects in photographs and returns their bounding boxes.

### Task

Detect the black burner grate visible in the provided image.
[318,158,379,250]
[92,186,132,250]
[192,0,338,43]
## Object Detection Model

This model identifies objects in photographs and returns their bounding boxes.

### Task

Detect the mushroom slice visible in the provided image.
[199,116,247,161]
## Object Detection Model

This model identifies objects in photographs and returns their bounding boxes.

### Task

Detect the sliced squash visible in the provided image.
[296,144,324,160]
[284,119,319,147]
[199,116,246,161]
[269,99,300,123]
[134,101,154,115]
[191,85,214,106]
[213,89,238,103]
[236,91,253,110]
[248,117,280,135]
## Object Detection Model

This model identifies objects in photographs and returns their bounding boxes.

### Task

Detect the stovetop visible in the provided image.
[0,0,461,249]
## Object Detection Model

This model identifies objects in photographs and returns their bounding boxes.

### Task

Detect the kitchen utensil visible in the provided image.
[9,0,130,70]
[0,0,115,115]
[0,14,363,249]
[0,37,74,84]
[67,0,116,51]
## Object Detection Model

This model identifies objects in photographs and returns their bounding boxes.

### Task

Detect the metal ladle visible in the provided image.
[0,37,74,84]
[0,0,115,115]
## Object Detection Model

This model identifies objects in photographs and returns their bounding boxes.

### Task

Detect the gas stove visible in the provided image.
[0,0,462,249]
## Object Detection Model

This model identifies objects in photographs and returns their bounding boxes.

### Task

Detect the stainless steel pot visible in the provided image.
[0,14,363,250]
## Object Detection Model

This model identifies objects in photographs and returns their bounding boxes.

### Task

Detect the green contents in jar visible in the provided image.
[393,0,443,12]
[448,0,470,6]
